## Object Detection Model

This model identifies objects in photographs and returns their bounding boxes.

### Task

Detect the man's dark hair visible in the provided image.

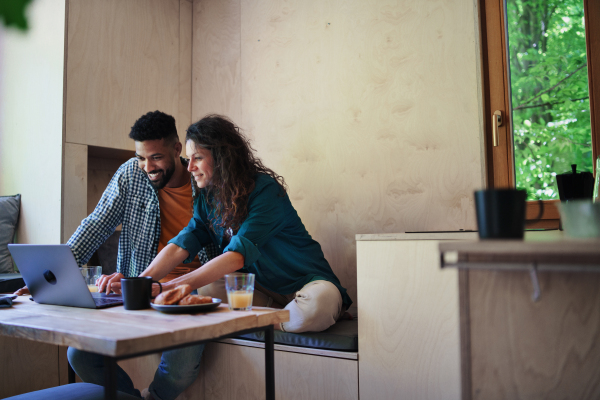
[129,111,178,146]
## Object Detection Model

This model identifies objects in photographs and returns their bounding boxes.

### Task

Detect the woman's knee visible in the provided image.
[282,280,342,333]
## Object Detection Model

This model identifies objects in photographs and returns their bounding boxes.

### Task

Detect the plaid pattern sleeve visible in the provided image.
[68,158,220,276]
[197,243,220,264]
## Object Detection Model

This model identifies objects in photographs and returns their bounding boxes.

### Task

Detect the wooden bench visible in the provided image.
[121,318,359,400]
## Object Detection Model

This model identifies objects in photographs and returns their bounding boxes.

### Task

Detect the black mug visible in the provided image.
[121,277,162,310]
[474,189,543,239]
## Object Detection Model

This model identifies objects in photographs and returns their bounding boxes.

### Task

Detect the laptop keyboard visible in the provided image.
[94,297,122,306]
[91,293,123,307]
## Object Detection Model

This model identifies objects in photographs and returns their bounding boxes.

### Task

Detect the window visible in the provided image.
[480,0,599,228]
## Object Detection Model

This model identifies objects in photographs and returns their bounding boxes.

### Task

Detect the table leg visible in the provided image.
[104,356,117,400]
[265,324,275,400]
[68,362,76,384]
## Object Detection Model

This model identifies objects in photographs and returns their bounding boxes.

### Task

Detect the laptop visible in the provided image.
[7,244,123,309]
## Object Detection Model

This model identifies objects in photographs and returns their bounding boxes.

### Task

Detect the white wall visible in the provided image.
[0,0,66,244]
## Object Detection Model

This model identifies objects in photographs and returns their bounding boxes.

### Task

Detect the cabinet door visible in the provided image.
[201,342,358,400]
[65,0,190,150]
[357,239,461,400]
[0,337,60,398]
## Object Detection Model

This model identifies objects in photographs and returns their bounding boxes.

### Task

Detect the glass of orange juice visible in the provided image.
[79,266,102,292]
[224,273,255,311]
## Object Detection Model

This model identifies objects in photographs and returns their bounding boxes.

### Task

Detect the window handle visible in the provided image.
[492,110,503,147]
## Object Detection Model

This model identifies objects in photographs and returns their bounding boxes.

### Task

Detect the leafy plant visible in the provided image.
[0,0,32,31]
[507,0,592,199]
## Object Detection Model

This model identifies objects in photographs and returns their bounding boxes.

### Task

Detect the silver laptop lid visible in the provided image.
[8,244,97,309]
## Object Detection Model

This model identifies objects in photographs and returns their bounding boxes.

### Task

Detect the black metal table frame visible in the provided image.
[68,324,276,400]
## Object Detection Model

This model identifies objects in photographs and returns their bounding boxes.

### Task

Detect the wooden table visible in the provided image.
[439,232,600,400]
[0,297,289,400]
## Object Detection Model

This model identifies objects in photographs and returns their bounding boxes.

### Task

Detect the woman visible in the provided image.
[142,114,352,333]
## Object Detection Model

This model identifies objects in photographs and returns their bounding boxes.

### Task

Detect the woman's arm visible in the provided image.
[150,250,244,295]
[140,243,190,281]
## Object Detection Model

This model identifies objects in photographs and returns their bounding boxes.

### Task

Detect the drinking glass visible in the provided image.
[224,273,255,311]
[80,266,102,292]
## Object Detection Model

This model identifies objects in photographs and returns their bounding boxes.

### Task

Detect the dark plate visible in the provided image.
[150,298,221,314]
[0,294,17,300]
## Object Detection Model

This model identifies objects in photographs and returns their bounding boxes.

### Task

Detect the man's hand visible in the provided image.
[97,272,125,294]
[13,286,30,296]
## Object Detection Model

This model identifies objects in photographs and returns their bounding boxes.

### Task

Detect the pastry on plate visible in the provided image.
[179,294,212,305]
[154,284,193,305]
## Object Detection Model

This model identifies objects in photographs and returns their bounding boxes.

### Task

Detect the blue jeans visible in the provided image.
[67,344,205,400]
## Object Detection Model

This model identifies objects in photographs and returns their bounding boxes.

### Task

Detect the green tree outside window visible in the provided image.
[507,0,592,199]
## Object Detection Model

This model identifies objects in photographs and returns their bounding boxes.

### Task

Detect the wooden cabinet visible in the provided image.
[0,337,63,399]
[357,232,477,400]
[440,233,600,400]
[65,0,191,151]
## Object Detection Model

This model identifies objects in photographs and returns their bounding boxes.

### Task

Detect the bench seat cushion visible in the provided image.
[237,318,357,351]
[4,383,140,400]
[0,194,20,274]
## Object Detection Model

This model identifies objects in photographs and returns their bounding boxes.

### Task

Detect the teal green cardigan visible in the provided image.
[169,173,352,309]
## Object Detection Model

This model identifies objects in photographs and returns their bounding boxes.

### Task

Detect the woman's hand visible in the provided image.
[152,281,168,298]
[13,286,30,296]
[97,272,125,294]
[141,243,190,282]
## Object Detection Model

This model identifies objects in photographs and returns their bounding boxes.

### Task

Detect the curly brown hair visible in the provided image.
[186,115,287,235]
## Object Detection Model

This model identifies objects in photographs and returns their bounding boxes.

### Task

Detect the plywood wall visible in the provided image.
[63,143,87,243]
[65,0,192,150]
[192,0,485,303]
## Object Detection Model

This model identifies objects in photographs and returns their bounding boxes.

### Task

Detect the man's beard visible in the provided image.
[147,164,175,190]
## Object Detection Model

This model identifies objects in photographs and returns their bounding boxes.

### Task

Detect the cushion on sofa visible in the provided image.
[237,318,358,351]
[3,382,139,400]
[0,194,21,273]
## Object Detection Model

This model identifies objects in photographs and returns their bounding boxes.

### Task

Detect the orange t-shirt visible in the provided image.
[157,180,202,282]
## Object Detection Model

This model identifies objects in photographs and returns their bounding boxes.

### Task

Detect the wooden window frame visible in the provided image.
[479,0,600,229]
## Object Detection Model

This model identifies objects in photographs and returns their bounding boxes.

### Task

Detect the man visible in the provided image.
[24,111,216,400]
[71,111,216,291]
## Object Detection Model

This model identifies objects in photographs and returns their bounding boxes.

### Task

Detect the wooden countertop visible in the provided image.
[356,231,479,241]
[439,231,600,268]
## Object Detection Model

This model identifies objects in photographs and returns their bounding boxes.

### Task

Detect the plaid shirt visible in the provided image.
[67,158,218,277]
